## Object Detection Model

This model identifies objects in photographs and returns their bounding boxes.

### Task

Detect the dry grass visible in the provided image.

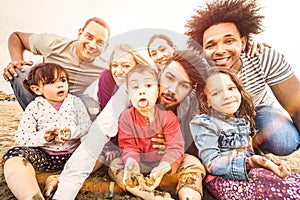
[0,101,299,200]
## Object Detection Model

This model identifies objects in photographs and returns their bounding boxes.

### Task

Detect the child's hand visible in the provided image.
[248,155,291,179]
[54,128,71,144]
[146,161,171,191]
[44,127,59,142]
[123,158,141,186]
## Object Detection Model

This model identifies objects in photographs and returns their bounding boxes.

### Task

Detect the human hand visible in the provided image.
[44,127,59,142]
[54,128,71,144]
[248,155,291,179]
[105,150,121,164]
[151,134,166,155]
[3,60,33,81]
[123,158,141,186]
[146,161,171,191]
[246,37,272,57]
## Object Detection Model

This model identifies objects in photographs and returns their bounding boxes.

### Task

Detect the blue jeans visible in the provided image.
[10,65,100,120]
[253,105,300,156]
[10,65,34,110]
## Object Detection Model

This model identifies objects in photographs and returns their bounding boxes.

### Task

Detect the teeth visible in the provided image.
[214,58,228,65]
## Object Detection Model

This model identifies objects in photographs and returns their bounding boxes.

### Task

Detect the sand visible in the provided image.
[0,101,300,200]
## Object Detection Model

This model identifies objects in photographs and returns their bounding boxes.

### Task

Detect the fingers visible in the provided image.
[3,61,33,81]
[152,144,166,151]
[151,134,166,144]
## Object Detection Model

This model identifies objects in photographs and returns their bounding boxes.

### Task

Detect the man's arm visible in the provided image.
[270,75,300,132]
[3,32,33,81]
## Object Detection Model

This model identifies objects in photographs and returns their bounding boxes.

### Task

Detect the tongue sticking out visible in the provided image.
[138,99,148,108]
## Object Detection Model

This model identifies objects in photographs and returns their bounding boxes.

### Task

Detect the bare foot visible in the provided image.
[44,175,59,199]
[126,186,174,200]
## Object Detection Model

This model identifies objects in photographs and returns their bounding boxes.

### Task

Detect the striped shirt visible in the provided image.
[239,47,294,106]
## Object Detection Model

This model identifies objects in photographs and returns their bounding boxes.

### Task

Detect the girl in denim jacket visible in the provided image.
[190,67,300,199]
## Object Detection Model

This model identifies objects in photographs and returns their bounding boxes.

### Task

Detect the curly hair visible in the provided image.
[196,67,256,135]
[185,0,264,52]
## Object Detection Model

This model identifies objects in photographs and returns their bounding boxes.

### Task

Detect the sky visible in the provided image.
[0,0,299,93]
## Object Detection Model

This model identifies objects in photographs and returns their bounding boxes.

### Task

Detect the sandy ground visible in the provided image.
[0,101,300,200]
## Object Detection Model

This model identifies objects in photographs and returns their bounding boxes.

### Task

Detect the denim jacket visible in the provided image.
[190,113,254,180]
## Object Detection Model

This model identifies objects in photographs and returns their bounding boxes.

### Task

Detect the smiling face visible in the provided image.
[202,22,246,71]
[111,53,136,86]
[31,72,69,105]
[127,71,158,116]
[148,38,175,72]
[158,61,193,109]
[205,72,241,116]
[76,21,109,62]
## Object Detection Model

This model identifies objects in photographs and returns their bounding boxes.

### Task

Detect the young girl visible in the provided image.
[2,63,91,200]
[109,64,184,200]
[190,67,300,199]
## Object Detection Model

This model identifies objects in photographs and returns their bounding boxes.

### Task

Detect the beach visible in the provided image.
[0,101,300,200]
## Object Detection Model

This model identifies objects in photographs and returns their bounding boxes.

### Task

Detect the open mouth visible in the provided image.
[161,93,176,104]
[57,91,65,96]
[213,57,229,66]
[138,98,149,108]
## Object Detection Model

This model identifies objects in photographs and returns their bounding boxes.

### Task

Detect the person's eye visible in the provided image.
[61,78,67,83]
[130,84,139,90]
[225,38,235,45]
[150,52,157,57]
[165,75,174,81]
[122,64,131,68]
[229,86,237,91]
[111,64,118,68]
[180,83,190,90]
[145,83,153,88]
[97,40,105,46]
[85,34,93,40]
[211,92,219,96]
[204,43,214,50]
[159,46,167,51]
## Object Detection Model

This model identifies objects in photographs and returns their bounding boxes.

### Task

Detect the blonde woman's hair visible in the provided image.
[108,44,149,68]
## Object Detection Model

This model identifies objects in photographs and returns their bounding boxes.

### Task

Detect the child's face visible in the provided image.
[111,52,136,86]
[205,73,241,116]
[127,72,158,115]
[34,73,69,105]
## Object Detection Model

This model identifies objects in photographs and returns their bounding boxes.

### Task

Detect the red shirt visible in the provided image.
[118,105,184,174]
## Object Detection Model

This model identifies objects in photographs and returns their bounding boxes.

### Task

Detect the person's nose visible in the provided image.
[224,90,233,99]
[138,86,146,95]
[168,81,179,93]
[215,43,226,54]
[116,65,124,75]
[56,81,63,88]
[88,39,97,49]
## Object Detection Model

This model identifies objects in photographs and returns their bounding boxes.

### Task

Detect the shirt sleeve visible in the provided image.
[161,111,185,174]
[97,69,117,110]
[262,47,294,86]
[118,109,141,163]
[70,96,92,139]
[190,115,248,180]
[15,101,48,146]
[29,33,62,57]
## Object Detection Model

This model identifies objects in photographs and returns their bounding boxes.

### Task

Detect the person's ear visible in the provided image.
[30,85,43,96]
[78,28,84,38]
[241,36,247,52]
